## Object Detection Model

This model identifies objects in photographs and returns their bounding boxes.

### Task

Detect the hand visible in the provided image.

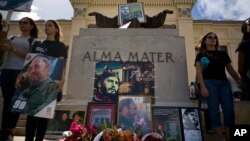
[16,72,28,88]
[200,86,209,97]
[55,80,64,91]
[0,39,12,52]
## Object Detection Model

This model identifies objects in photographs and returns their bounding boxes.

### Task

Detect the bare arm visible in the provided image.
[56,68,65,91]
[226,63,241,83]
[54,58,65,91]
[195,61,209,97]
[0,39,27,59]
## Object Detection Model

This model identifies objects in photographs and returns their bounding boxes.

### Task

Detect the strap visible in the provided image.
[9,35,16,40]
[10,36,36,49]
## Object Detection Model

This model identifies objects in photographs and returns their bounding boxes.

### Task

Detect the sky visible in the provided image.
[0,0,250,21]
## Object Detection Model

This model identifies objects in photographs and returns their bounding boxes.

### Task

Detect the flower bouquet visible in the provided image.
[63,121,98,141]
[62,121,162,141]
[94,127,139,141]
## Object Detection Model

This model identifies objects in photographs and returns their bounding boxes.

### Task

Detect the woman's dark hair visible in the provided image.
[199,32,219,50]
[241,18,250,34]
[19,17,38,38]
[199,32,219,58]
[46,20,61,41]
[241,18,250,42]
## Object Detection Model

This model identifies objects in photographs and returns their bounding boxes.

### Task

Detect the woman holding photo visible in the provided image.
[24,19,67,141]
[0,17,38,141]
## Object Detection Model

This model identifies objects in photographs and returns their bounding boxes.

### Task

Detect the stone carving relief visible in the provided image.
[74,8,87,17]
[178,8,191,17]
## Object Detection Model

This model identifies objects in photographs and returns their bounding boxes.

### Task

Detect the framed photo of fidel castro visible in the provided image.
[118,2,146,26]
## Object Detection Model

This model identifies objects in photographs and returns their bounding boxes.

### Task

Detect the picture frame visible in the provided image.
[118,2,146,25]
[180,107,204,141]
[93,61,155,103]
[152,106,182,141]
[45,110,85,139]
[117,95,152,135]
[10,53,65,118]
[85,103,116,129]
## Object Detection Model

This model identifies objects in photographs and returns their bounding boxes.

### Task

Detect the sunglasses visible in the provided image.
[19,21,30,25]
[207,35,217,40]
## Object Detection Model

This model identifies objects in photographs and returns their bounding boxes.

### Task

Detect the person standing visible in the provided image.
[236,17,250,101]
[195,32,241,141]
[25,20,67,141]
[0,17,38,141]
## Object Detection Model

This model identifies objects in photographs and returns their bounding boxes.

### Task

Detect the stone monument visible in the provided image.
[89,0,173,28]
[58,0,192,110]
[59,28,192,109]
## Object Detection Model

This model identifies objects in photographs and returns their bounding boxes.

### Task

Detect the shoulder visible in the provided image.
[57,41,66,49]
[32,39,42,45]
[52,41,65,47]
[44,40,65,47]
[8,35,21,40]
[237,40,250,52]
[58,41,65,46]
[195,53,203,60]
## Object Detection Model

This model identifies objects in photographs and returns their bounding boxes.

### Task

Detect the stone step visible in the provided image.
[16,119,26,128]
[14,115,27,136]
[14,127,25,136]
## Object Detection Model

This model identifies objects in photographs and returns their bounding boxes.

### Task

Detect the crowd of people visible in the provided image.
[0,10,250,141]
[194,17,250,141]
[0,14,67,141]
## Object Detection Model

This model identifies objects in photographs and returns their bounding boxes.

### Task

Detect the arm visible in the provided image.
[56,44,67,91]
[195,61,209,97]
[15,72,28,88]
[226,63,241,83]
[237,51,245,77]
[55,67,65,91]
[0,39,28,59]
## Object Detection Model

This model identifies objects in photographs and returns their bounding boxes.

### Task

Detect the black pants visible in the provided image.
[0,69,21,129]
[241,76,250,101]
[25,116,48,141]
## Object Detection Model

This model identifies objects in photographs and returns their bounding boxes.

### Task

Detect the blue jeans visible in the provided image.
[205,79,235,128]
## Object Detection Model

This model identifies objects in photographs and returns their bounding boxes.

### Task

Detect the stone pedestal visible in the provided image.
[63,28,193,109]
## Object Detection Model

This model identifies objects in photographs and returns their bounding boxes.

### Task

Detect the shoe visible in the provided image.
[0,133,13,141]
